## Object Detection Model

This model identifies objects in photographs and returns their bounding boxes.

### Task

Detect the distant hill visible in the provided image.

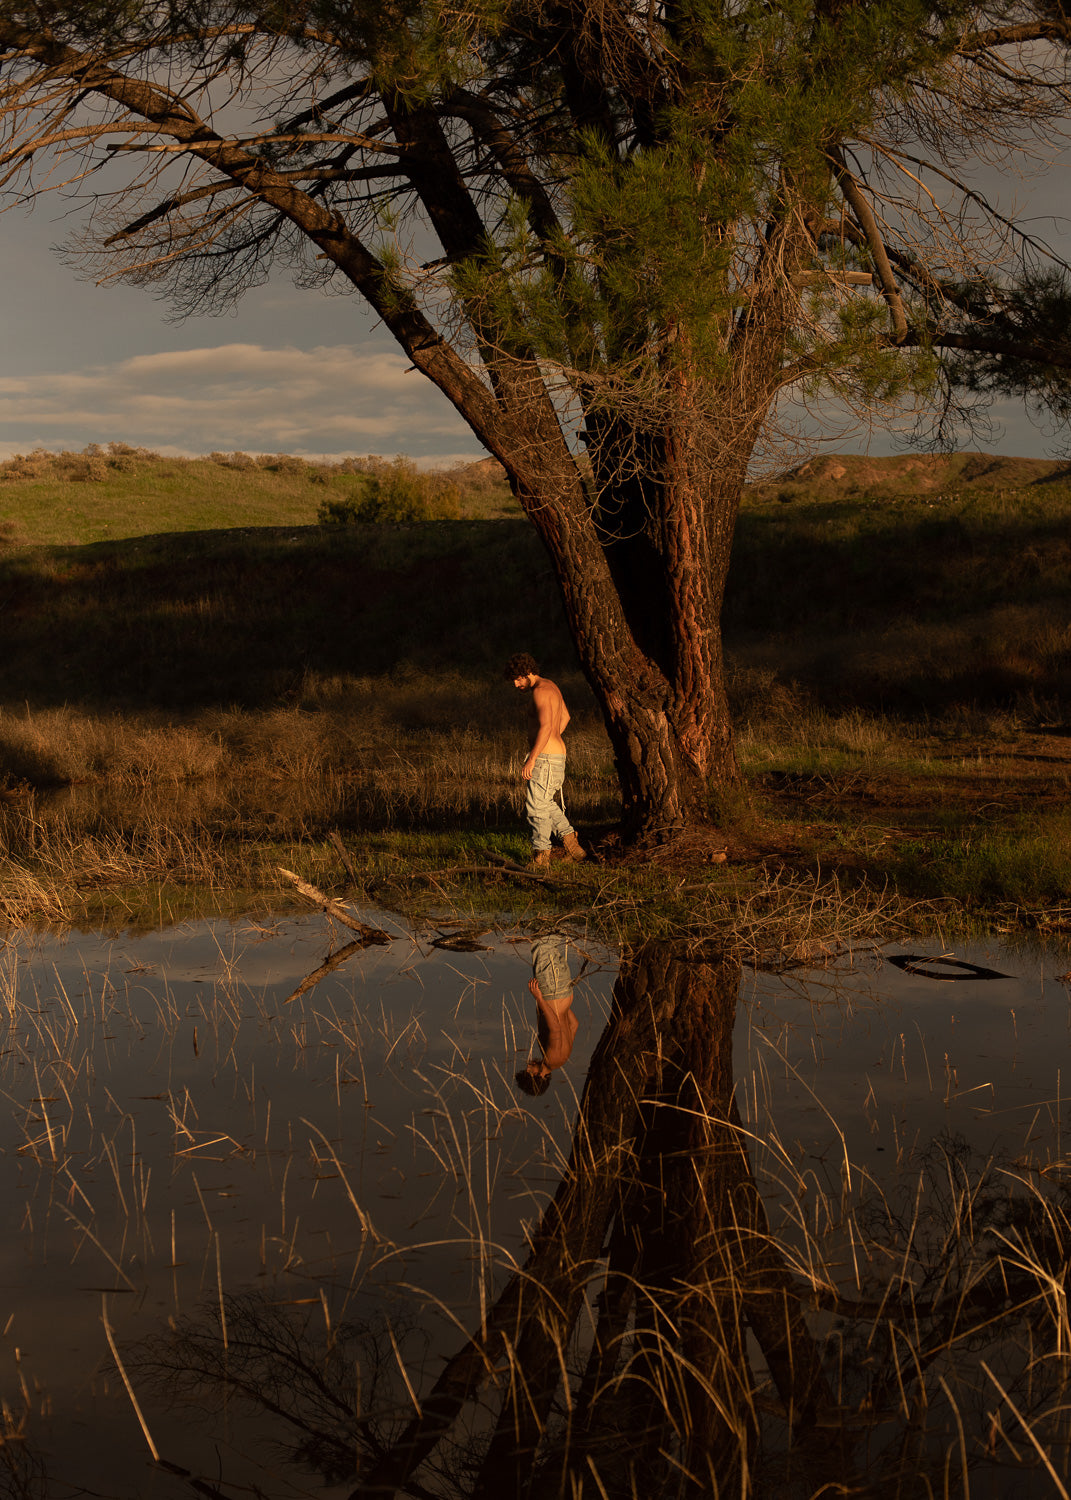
[450,449,1071,499]
[749,451,1071,500]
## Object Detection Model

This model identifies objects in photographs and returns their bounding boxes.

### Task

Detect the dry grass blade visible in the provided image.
[981,1361,1070,1500]
[101,1294,160,1464]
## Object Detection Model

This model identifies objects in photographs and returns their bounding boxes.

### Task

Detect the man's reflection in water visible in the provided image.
[515,934,577,1095]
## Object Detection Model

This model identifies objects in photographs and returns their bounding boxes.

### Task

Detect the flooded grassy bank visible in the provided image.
[0,770,994,966]
[3,781,1071,971]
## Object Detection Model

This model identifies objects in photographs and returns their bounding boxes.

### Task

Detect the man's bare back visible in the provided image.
[517,674,570,778]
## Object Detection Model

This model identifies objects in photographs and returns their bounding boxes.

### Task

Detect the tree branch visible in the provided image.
[0,21,508,438]
[830,146,908,343]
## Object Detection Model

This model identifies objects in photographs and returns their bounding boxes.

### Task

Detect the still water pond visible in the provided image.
[1,915,1068,1498]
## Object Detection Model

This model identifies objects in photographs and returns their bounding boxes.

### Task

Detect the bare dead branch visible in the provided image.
[831,147,909,343]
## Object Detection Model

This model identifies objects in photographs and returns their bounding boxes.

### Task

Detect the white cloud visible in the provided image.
[0,343,490,462]
[0,339,1058,469]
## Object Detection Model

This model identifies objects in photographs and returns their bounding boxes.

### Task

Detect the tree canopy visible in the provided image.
[3,1,1071,837]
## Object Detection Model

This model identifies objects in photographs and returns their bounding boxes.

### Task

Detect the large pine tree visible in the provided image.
[3,1,1071,837]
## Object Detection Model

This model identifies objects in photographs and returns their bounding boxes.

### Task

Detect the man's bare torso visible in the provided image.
[525,676,570,758]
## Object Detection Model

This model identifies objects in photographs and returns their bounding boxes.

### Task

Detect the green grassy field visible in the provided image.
[3,446,1070,719]
[0,444,519,545]
[1,446,1070,936]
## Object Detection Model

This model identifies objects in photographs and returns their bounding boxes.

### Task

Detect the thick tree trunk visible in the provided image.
[504,417,748,841]
[483,381,759,841]
[599,454,743,839]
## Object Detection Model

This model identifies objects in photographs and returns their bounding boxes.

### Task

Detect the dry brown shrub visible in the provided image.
[0,449,56,482]
[209,451,257,470]
[256,453,306,474]
[64,454,108,482]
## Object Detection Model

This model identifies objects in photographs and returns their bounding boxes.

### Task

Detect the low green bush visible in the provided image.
[319,458,462,524]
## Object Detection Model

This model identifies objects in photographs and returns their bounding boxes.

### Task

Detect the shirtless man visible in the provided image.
[503,652,586,868]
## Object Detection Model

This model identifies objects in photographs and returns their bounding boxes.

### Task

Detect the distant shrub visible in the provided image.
[209,451,257,470]
[318,458,462,524]
[0,443,161,483]
[105,443,139,473]
[64,453,108,482]
[257,453,306,475]
[0,449,54,482]
[318,496,366,524]
[447,457,508,495]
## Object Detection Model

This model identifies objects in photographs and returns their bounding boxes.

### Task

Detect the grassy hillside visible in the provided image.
[2,446,1070,727]
[0,520,568,713]
[0,445,518,545]
[729,477,1071,719]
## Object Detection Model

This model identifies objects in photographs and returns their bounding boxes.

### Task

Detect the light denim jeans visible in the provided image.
[525,753,574,852]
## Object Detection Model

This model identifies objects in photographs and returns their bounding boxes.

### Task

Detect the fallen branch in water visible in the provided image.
[277,867,392,943]
[284,938,371,1004]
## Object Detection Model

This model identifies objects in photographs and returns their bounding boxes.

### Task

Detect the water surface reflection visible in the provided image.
[0,920,1068,1497]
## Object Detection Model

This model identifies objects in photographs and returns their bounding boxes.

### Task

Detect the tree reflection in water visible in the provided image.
[126,944,1071,1499]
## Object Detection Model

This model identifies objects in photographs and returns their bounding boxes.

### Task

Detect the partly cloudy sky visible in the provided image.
[0,204,487,466]
[0,341,481,463]
[0,174,1066,465]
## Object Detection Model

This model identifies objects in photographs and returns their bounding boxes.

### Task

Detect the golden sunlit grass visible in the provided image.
[2,459,1071,937]
[2,687,1070,940]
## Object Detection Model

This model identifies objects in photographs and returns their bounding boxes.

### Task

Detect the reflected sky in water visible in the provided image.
[0,913,616,1495]
[740,938,1071,1180]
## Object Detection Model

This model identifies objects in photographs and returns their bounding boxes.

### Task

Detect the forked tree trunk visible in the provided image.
[596,453,743,837]
[499,399,751,841]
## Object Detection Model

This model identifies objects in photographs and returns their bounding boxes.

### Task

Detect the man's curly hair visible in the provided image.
[515,1066,551,1096]
[504,652,539,680]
